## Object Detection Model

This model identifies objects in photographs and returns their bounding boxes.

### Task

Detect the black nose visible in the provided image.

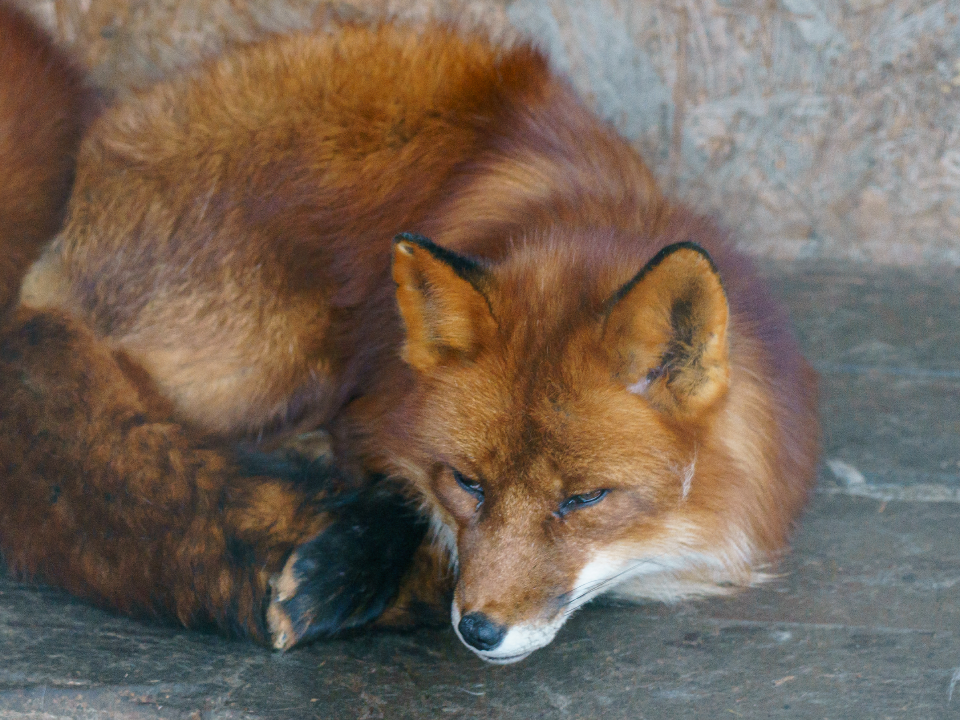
[457,612,506,651]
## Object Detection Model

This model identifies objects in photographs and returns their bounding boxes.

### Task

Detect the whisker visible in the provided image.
[561,558,670,609]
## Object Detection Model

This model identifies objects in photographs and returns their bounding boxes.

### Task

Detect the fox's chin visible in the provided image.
[450,604,565,663]
[471,649,534,665]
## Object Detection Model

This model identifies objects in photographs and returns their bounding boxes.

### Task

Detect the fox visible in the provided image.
[0,11,819,664]
[0,1,93,313]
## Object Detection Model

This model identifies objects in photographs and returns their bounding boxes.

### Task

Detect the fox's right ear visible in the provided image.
[392,234,497,372]
[601,242,730,419]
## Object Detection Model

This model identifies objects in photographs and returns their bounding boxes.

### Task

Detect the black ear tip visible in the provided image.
[393,232,433,247]
[604,241,724,313]
[391,234,489,286]
[648,241,718,274]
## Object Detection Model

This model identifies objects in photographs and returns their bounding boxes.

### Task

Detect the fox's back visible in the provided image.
[54,25,555,310]
[26,25,562,432]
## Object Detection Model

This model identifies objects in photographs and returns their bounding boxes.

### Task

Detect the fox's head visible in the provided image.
[391,232,732,663]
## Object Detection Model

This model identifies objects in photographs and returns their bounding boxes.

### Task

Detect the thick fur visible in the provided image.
[0,1,92,312]
[3,20,819,661]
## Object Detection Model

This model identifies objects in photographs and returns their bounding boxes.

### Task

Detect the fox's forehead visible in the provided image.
[490,250,631,341]
[430,349,681,490]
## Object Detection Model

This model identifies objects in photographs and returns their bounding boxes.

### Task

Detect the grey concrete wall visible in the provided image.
[509,0,960,265]
[19,0,960,264]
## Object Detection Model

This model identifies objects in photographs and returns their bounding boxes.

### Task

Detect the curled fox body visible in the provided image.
[0,12,819,663]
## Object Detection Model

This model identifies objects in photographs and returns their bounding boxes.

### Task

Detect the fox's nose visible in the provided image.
[457,612,506,651]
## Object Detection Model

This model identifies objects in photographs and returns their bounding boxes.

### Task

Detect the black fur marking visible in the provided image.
[117,412,149,435]
[20,317,48,347]
[19,313,80,348]
[667,296,697,357]
[393,232,490,290]
[272,486,429,644]
[224,533,258,570]
[647,294,707,389]
[0,340,21,363]
[233,446,359,497]
[602,241,722,315]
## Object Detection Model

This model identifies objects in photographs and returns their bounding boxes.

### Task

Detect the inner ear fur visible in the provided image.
[392,233,497,372]
[602,242,730,418]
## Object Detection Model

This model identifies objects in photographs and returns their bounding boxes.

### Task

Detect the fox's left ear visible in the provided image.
[601,242,730,418]
[392,233,497,372]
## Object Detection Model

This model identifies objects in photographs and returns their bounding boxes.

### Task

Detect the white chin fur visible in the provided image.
[449,555,626,663]
[450,604,564,664]
[450,544,753,663]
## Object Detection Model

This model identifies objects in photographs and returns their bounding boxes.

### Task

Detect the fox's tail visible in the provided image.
[0,7,447,647]
[0,1,93,312]
[0,304,444,647]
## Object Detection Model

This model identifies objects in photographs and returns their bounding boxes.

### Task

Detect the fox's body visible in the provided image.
[0,1,92,312]
[2,16,818,662]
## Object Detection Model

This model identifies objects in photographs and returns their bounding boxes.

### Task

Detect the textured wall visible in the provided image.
[509,0,960,264]
[16,0,960,264]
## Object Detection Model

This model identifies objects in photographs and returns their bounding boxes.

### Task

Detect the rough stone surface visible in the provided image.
[12,0,960,264]
[2,261,959,719]
[507,0,960,265]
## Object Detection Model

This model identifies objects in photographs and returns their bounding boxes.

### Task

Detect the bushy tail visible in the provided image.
[0,2,93,313]
[0,8,445,648]
[0,306,440,646]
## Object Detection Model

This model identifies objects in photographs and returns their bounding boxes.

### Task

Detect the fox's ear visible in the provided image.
[602,242,729,418]
[392,233,496,372]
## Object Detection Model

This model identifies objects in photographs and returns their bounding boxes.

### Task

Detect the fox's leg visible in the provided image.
[368,538,455,630]
[261,433,455,646]
[0,307,428,647]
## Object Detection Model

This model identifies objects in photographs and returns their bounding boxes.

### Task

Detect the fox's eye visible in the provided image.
[453,469,484,503]
[557,489,609,517]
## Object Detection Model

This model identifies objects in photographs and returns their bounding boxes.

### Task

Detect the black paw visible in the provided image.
[266,486,429,650]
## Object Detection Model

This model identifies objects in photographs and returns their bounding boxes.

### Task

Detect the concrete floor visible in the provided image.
[2,261,959,719]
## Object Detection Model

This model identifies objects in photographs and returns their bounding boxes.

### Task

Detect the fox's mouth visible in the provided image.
[450,603,566,664]
[472,650,534,665]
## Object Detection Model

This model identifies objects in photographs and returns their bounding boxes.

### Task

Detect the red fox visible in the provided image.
[0,11,819,663]
[0,1,93,313]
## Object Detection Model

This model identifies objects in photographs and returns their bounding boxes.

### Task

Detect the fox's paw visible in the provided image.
[266,486,429,651]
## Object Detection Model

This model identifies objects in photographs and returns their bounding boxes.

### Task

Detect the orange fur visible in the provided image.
[4,21,818,660]
[0,1,93,312]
